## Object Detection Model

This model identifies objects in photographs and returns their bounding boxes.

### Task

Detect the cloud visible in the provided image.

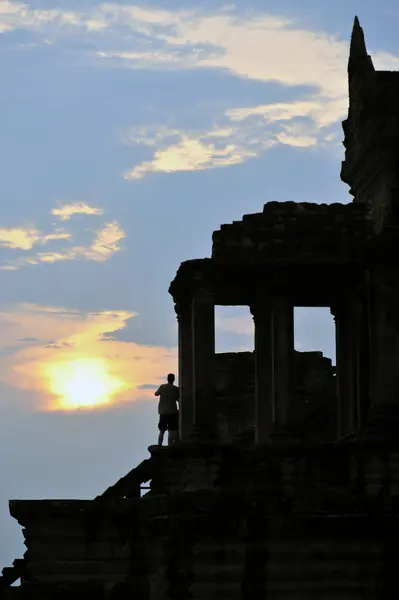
[34,221,125,264]
[124,125,271,179]
[226,98,345,132]
[123,115,325,179]
[0,198,124,270]
[0,225,71,250]
[94,5,395,177]
[104,6,356,177]
[94,8,347,100]
[2,3,397,114]
[2,3,399,173]
[0,1,108,35]
[95,7,351,115]
[41,230,72,242]
[0,302,177,411]
[51,202,104,221]
[0,226,41,250]
[82,221,125,261]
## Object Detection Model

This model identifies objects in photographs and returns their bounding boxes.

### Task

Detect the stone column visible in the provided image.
[272,292,295,432]
[251,300,274,443]
[192,294,215,439]
[361,264,399,437]
[354,294,371,431]
[332,302,357,439]
[177,301,194,441]
[369,265,399,409]
[251,291,294,443]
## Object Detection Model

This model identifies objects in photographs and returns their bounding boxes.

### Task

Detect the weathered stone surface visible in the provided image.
[212,202,371,265]
[214,351,336,442]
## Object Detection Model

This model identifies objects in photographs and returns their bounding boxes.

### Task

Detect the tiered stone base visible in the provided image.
[8,438,399,599]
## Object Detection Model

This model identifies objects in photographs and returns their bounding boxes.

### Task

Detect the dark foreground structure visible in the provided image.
[3,17,399,599]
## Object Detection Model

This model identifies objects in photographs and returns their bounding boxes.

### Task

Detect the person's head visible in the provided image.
[167,373,175,384]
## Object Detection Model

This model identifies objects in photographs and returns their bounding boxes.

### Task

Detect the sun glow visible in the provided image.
[44,357,127,410]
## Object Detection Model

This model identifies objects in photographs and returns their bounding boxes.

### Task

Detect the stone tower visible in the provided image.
[342,17,399,231]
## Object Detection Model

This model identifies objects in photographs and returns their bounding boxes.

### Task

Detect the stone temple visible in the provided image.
[2,16,399,599]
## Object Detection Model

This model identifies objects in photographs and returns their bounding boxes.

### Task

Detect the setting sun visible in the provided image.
[44,357,127,410]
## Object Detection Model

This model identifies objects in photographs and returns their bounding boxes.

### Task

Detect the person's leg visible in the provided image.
[167,414,179,445]
[158,415,166,445]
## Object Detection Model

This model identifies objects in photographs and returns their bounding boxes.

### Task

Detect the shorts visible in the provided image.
[158,413,179,432]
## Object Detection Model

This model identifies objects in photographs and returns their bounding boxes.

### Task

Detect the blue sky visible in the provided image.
[0,0,396,566]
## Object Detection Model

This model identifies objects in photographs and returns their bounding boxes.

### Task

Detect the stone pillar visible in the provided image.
[360,264,399,437]
[367,265,399,414]
[354,294,371,431]
[332,302,357,439]
[192,294,215,439]
[272,293,295,432]
[177,301,194,441]
[251,300,274,443]
[251,292,294,443]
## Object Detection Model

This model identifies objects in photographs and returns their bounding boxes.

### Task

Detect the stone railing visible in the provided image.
[94,458,152,502]
[0,558,24,599]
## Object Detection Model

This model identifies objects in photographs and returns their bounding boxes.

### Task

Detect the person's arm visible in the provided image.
[154,386,162,396]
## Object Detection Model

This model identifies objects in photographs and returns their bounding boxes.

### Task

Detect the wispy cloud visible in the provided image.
[101,5,354,177]
[85,221,125,260]
[122,114,325,179]
[0,1,108,35]
[35,221,126,264]
[2,3,399,175]
[0,226,42,250]
[42,230,72,242]
[0,226,71,250]
[96,5,396,177]
[2,3,397,105]
[0,302,177,411]
[94,8,347,100]
[51,202,104,221]
[0,201,125,270]
[124,124,273,179]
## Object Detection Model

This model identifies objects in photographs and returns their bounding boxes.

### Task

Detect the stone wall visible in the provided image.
[214,351,336,442]
[11,439,399,599]
[214,352,254,442]
[141,440,399,599]
[8,500,146,599]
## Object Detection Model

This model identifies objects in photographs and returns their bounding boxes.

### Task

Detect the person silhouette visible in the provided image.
[154,373,180,446]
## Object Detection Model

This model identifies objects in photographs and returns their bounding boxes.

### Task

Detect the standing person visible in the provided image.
[154,373,179,446]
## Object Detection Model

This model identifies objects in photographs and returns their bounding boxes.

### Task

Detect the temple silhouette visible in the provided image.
[2,17,399,599]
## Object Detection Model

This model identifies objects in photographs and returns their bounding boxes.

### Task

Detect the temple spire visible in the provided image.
[349,16,372,68]
[348,16,374,75]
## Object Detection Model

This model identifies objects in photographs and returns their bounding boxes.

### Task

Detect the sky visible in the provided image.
[0,0,397,567]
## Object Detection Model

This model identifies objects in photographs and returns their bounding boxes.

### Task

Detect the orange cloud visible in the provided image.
[0,208,125,270]
[41,230,72,243]
[0,303,177,411]
[34,221,125,264]
[74,221,125,261]
[0,226,41,250]
[0,226,71,251]
[51,202,104,221]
